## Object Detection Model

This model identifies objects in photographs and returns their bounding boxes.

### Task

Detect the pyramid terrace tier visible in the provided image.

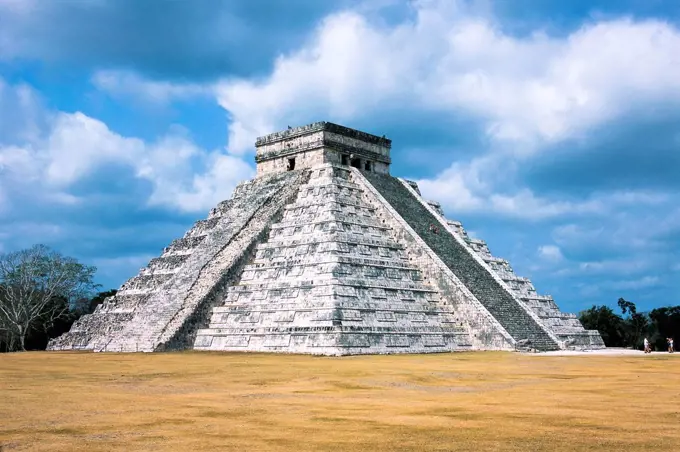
[282,200,377,221]
[162,235,207,256]
[229,272,432,292]
[222,281,442,303]
[195,327,472,355]
[247,254,419,274]
[212,299,449,313]
[239,262,425,284]
[207,306,466,328]
[255,233,406,252]
[268,221,392,242]
[270,212,391,232]
[254,239,408,266]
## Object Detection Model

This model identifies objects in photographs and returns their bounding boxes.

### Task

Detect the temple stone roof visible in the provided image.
[255,121,392,148]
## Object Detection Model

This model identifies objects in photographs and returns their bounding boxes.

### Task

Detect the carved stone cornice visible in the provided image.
[255,121,392,148]
[255,137,392,164]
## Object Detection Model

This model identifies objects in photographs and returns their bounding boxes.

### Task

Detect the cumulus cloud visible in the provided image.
[203,0,680,222]
[538,245,563,262]
[214,0,680,154]
[0,77,253,213]
[415,153,673,220]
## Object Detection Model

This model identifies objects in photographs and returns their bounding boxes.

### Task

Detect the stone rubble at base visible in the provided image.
[48,121,604,354]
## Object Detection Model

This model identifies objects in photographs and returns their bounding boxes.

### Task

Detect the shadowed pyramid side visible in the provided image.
[425,204,604,350]
[362,172,561,352]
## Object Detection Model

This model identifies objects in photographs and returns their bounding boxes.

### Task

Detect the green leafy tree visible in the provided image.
[617,297,637,316]
[0,245,100,351]
[578,305,626,347]
[649,306,680,350]
[617,298,649,350]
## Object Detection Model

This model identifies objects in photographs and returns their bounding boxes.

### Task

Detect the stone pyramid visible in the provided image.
[49,122,604,354]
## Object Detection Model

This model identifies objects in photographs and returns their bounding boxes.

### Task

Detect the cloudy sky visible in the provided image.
[1,0,679,313]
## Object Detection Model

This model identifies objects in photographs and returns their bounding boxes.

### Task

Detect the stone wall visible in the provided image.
[256,149,326,176]
[255,122,391,177]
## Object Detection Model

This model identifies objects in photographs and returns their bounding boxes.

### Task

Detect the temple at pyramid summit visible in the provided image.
[49,121,604,354]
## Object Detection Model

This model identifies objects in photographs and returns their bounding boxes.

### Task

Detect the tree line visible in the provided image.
[0,245,115,352]
[578,298,680,351]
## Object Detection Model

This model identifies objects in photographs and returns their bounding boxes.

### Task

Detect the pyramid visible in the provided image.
[49,122,604,354]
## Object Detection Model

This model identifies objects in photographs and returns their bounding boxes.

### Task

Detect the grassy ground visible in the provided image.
[1,351,679,451]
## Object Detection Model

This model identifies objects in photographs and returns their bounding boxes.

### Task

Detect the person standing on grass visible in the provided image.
[644,337,650,353]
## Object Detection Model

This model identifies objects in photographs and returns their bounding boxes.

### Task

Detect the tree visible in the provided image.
[649,306,680,350]
[579,305,626,347]
[617,297,637,316]
[0,245,99,351]
[617,298,649,350]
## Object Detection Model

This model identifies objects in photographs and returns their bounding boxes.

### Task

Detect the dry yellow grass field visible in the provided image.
[1,351,679,451]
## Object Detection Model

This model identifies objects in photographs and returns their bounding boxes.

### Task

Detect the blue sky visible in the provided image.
[1,0,679,314]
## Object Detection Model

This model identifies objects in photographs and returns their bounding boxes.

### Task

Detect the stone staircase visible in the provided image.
[48,170,309,352]
[421,195,604,349]
[363,173,560,351]
[195,164,473,355]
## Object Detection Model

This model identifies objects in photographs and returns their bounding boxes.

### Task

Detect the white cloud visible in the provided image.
[538,245,563,262]
[0,77,252,213]
[92,70,211,105]
[552,202,680,252]
[213,1,680,154]
[618,276,660,290]
[202,0,680,223]
[415,152,672,220]
[139,141,255,212]
[44,112,142,185]
[415,160,486,211]
[0,78,47,144]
